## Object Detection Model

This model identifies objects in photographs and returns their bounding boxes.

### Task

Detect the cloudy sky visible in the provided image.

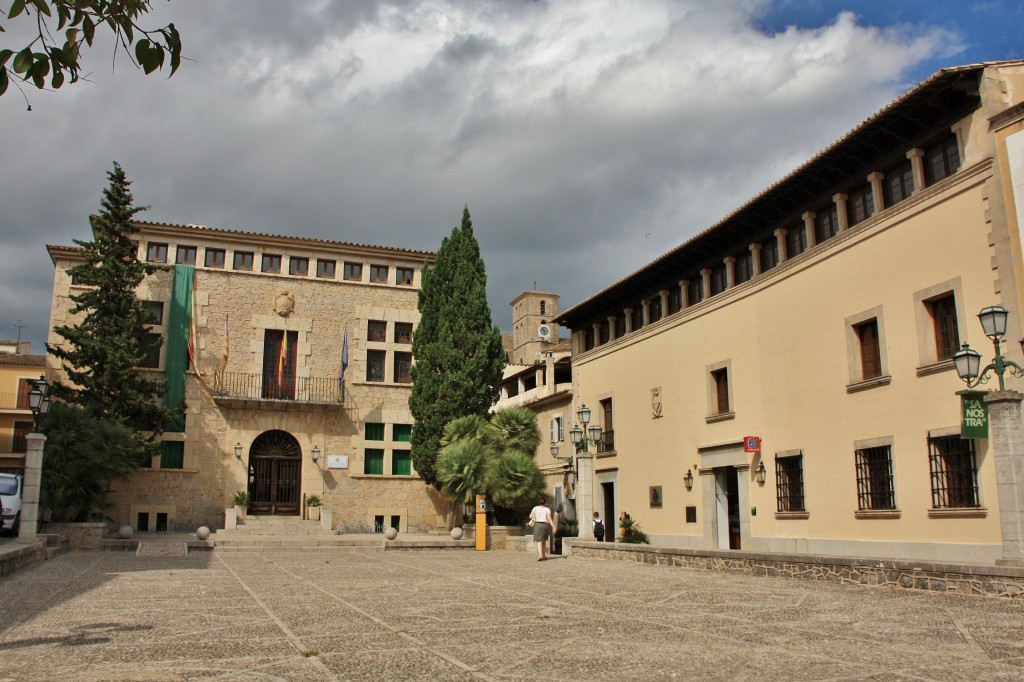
[0,0,1020,353]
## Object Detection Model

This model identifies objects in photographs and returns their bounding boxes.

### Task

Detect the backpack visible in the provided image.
[594,520,604,536]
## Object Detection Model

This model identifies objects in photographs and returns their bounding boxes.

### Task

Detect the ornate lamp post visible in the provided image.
[27,375,51,431]
[569,403,603,454]
[953,306,1024,389]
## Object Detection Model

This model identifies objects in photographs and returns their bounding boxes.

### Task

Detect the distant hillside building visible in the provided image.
[554,61,1024,562]
[47,221,447,533]
[0,344,46,473]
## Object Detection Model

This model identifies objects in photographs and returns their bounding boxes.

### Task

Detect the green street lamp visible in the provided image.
[953,305,1024,391]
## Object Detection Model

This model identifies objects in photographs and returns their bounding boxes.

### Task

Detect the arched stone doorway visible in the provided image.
[248,430,301,515]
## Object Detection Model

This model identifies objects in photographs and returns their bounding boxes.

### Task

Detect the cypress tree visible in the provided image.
[48,162,179,439]
[410,207,506,486]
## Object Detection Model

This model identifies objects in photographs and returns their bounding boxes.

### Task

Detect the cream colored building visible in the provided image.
[0,343,45,473]
[553,61,1024,563]
[47,221,448,533]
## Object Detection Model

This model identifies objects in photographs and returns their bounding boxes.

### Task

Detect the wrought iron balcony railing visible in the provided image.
[211,372,344,404]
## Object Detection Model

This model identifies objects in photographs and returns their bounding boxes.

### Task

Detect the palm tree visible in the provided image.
[440,414,488,449]
[436,438,490,506]
[481,406,541,456]
[487,449,545,510]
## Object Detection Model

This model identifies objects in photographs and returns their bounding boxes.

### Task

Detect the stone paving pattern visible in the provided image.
[2,548,1024,681]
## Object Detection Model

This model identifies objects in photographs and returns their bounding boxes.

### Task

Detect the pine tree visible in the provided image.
[410,207,506,486]
[48,162,179,438]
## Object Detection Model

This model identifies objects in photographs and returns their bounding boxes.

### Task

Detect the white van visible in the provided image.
[0,473,23,536]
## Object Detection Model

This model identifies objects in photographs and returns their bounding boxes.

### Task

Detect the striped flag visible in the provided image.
[277,329,288,388]
[339,329,349,390]
[221,315,229,374]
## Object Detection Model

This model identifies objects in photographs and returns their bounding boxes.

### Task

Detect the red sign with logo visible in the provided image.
[743,436,761,453]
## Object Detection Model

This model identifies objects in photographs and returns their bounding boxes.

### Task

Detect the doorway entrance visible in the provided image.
[248,430,301,515]
[601,481,616,542]
[715,466,741,550]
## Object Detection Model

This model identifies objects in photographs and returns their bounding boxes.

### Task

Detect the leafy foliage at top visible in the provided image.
[409,207,506,486]
[619,516,650,544]
[47,161,179,438]
[1,0,182,101]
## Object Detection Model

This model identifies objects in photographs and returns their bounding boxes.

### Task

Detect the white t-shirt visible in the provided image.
[531,505,554,525]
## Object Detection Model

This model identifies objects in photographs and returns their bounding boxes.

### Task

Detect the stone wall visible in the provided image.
[569,542,1024,599]
[42,522,108,550]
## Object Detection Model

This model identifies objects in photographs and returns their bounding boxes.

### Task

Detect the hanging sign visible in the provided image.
[743,436,761,453]
[959,391,989,439]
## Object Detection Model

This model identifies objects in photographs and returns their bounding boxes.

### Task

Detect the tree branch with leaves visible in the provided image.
[0,0,181,100]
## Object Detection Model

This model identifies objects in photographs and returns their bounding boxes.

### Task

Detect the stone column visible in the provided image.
[607,316,617,341]
[775,227,788,262]
[623,308,633,334]
[868,171,885,212]
[20,432,45,538]
[802,211,817,248]
[679,280,690,308]
[575,454,595,540]
[833,193,850,232]
[749,243,762,277]
[987,390,1024,565]
[907,148,926,194]
[724,256,736,289]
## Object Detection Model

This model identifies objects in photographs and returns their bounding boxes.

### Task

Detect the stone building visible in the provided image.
[553,61,1024,562]
[0,343,45,473]
[47,221,447,533]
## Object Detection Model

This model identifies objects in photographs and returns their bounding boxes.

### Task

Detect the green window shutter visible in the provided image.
[392,450,411,475]
[393,424,412,442]
[365,423,385,441]
[364,449,384,475]
[161,441,184,469]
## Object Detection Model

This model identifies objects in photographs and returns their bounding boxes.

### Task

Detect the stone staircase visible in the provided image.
[212,516,386,550]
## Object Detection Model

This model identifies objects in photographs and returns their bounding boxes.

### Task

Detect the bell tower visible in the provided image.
[510,291,560,365]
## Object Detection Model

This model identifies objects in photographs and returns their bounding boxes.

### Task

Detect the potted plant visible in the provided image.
[231,490,250,521]
[306,494,321,521]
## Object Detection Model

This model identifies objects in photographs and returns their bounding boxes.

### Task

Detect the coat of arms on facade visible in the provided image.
[651,386,663,418]
[273,291,295,317]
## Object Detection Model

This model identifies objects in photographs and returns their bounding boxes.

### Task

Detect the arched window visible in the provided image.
[540,301,547,315]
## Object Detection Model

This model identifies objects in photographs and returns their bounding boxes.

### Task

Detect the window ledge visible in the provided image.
[706,411,735,424]
[854,509,901,519]
[928,507,987,519]
[916,360,955,377]
[596,451,617,459]
[348,473,421,480]
[774,511,809,520]
[138,467,199,474]
[846,375,892,393]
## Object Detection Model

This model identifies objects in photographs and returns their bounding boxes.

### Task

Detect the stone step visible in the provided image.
[213,535,386,549]
[218,526,337,536]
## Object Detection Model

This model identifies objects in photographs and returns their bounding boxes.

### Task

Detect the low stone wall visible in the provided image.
[41,522,109,550]
[0,540,45,577]
[462,525,524,550]
[568,541,1024,599]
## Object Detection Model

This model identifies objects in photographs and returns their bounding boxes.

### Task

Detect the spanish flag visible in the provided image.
[277,329,288,388]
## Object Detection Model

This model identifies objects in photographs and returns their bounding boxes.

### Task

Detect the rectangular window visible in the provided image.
[261,329,297,399]
[367,320,387,342]
[160,441,184,469]
[175,245,197,265]
[392,450,412,476]
[734,251,754,285]
[394,352,412,383]
[686,279,703,306]
[630,306,644,331]
[366,350,385,382]
[233,251,254,271]
[924,134,961,186]
[711,368,730,415]
[550,416,564,443]
[147,243,168,263]
[760,239,779,272]
[261,254,282,273]
[205,248,225,268]
[316,259,336,279]
[928,294,960,361]
[370,264,389,283]
[786,224,807,258]
[16,378,34,409]
[668,287,682,315]
[365,422,385,441]
[856,319,882,380]
[710,264,727,295]
[856,445,896,511]
[288,257,309,276]
[393,424,413,442]
[928,435,979,508]
[884,160,914,206]
[599,398,615,452]
[775,454,805,513]
[396,267,414,286]
[848,185,874,226]
[814,206,839,243]
[648,297,662,323]
[584,328,595,351]
[364,449,384,475]
[614,313,626,337]
[12,421,32,452]
[146,301,165,325]
[343,262,362,281]
[139,332,162,369]
[394,322,413,344]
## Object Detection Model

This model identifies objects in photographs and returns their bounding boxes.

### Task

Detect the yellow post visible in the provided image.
[475,493,488,551]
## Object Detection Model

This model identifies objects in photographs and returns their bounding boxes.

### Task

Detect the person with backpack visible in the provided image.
[593,512,605,542]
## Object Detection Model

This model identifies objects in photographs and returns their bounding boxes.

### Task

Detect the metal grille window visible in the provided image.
[775,454,805,512]
[367,320,387,342]
[366,350,385,382]
[394,352,412,383]
[928,435,979,508]
[786,224,807,257]
[855,319,882,379]
[855,445,896,511]
[395,322,413,344]
[924,135,961,185]
[760,238,779,272]
[928,294,960,361]
[884,160,914,206]
[815,206,839,243]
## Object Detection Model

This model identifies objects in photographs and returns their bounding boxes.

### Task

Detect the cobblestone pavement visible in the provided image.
[1,548,1024,681]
